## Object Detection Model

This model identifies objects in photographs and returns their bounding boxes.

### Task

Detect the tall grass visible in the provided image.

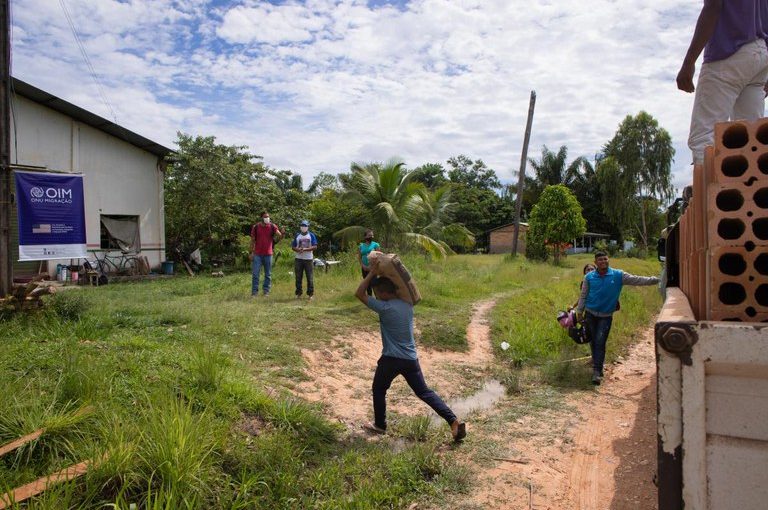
[0,254,659,508]
[492,256,663,386]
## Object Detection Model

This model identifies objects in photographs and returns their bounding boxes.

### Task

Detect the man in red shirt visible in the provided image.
[250,211,283,296]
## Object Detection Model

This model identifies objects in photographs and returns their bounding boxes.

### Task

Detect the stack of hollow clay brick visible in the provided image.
[679,118,768,321]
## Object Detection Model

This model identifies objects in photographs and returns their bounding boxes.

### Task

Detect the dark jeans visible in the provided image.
[361,268,373,296]
[372,355,456,430]
[294,258,314,296]
[584,312,613,375]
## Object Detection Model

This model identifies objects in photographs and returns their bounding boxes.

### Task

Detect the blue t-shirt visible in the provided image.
[366,297,417,360]
[359,241,380,266]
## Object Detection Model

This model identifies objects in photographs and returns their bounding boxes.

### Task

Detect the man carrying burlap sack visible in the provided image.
[355,255,465,442]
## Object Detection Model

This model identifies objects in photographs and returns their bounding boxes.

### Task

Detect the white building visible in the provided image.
[9,78,171,279]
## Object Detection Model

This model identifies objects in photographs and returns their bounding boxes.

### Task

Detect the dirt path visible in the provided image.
[295,300,658,509]
[467,328,658,510]
[295,299,497,430]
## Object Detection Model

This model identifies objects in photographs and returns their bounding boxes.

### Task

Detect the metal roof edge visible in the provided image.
[11,77,173,157]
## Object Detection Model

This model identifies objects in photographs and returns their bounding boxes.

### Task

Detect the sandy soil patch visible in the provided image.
[294,299,497,430]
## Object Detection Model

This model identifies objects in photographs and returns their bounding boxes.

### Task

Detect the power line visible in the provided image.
[58,0,119,125]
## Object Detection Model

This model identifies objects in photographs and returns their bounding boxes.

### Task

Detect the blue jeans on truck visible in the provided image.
[251,255,272,295]
[372,355,456,430]
[584,312,613,375]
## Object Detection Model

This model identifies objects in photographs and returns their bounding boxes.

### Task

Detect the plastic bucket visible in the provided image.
[162,261,174,275]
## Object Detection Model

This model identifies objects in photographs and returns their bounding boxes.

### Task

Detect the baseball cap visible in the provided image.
[300,220,310,227]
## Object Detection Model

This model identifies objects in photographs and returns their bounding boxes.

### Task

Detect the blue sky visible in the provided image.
[12,0,705,190]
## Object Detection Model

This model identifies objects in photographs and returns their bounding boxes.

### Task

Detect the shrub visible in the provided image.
[48,291,90,321]
[625,246,648,259]
[524,231,548,262]
[593,239,619,257]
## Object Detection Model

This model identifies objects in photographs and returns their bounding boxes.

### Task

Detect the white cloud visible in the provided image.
[217,3,329,45]
[12,0,709,190]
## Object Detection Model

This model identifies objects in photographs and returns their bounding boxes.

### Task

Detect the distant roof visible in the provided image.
[487,222,529,233]
[12,77,172,157]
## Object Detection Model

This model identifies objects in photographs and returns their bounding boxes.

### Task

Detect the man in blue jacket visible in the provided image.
[576,252,659,385]
[291,220,318,300]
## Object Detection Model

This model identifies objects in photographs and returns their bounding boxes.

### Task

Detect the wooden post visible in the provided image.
[512,90,536,256]
[0,0,10,297]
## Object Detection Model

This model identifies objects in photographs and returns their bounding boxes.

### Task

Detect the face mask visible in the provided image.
[300,227,308,233]
[263,217,271,224]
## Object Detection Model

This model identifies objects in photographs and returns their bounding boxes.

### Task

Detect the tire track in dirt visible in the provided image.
[294,299,497,431]
[464,327,658,510]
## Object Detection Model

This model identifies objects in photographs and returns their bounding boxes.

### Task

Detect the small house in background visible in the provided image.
[9,78,171,280]
[487,222,528,254]
[567,232,611,254]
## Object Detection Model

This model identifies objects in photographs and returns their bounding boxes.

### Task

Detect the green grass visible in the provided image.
[492,256,663,388]
[0,253,662,508]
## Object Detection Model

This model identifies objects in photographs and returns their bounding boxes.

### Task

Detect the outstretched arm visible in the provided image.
[355,270,376,305]
[677,0,722,93]
[622,273,660,286]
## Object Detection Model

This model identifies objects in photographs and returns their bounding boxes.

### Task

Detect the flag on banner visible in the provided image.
[14,171,87,261]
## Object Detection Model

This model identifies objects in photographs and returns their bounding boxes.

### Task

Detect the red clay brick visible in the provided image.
[708,310,768,322]
[707,183,768,246]
[714,118,768,157]
[693,164,707,251]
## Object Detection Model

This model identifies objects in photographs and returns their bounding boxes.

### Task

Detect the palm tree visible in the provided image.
[335,159,462,257]
[529,145,590,189]
[414,185,475,253]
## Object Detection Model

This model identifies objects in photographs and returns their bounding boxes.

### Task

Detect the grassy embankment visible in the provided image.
[0,253,661,509]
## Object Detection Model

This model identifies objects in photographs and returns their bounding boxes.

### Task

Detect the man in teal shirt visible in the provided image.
[358,229,380,296]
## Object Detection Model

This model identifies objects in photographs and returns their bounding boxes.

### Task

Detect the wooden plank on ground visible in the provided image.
[182,259,195,277]
[0,459,92,509]
[0,429,44,457]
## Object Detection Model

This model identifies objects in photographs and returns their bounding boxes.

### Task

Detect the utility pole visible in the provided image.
[512,90,536,256]
[0,0,10,297]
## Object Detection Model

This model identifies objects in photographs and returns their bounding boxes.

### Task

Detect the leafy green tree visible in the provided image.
[526,185,586,264]
[568,157,621,238]
[412,163,448,189]
[308,188,367,253]
[307,172,340,196]
[450,184,515,243]
[503,176,539,221]
[165,134,310,264]
[446,155,501,190]
[601,112,675,251]
[165,134,269,258]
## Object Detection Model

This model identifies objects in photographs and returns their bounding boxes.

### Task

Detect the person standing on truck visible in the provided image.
[677,0,768,166]
[355,270,466,442]
[576,251,659,385]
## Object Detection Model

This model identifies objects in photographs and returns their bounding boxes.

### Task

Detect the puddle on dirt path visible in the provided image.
[431,379,506,424]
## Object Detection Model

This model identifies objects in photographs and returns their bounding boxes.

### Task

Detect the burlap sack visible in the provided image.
[367,251,421,305]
